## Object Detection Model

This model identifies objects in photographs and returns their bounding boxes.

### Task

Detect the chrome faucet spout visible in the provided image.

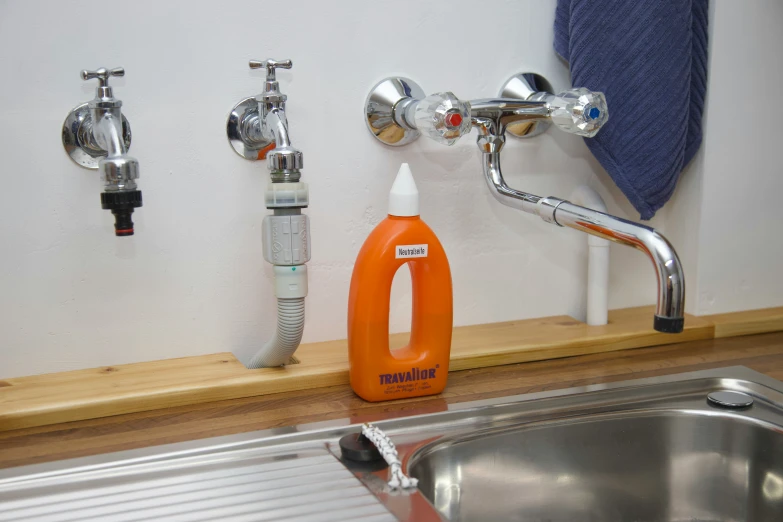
[263,107,292,149]
[553,201,685,331]
[92,111,127,158]
[481,149,685,332]
[88,103,138,194]
[481,150,541,214]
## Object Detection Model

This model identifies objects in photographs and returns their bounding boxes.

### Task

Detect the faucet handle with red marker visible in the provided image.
[402,92,471,146]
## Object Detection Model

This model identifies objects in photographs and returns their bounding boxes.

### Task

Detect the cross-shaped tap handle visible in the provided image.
[81,67,125,87]
[248,59,292,81]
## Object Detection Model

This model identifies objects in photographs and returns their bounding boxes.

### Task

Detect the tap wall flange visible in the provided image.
[364,77,426,147]
[499,73,555,139]
[227,96,272,160]
[62,102,131,169]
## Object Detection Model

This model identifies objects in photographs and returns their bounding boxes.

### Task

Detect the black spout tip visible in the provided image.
[101,190,142,237]
[654,315,684,334]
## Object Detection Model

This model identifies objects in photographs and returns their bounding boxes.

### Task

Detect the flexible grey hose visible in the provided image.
[247,298,306,368]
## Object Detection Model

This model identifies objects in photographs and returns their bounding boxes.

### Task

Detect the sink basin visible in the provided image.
[2,366,782,521]
[410,411,783,521]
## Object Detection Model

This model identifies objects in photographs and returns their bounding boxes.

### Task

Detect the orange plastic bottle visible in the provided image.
[348,163,453,402]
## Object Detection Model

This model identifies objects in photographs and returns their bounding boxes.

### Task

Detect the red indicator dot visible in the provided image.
[444,111,463,128]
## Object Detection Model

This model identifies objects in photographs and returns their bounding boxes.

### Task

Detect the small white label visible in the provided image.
[396,244,428,259]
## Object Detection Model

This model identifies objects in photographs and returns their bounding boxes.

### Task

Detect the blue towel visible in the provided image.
[554,0,709,219]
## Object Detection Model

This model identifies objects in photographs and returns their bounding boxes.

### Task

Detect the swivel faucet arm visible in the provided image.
[364,73,685,333]
[480,149,684,332]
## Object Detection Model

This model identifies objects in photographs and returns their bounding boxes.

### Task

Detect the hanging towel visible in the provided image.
[554,0,709,219]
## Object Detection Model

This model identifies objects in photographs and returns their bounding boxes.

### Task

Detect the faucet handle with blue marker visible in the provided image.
[542,87,608,137]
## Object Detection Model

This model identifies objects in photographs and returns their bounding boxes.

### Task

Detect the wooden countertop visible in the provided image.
[2,331,783,470]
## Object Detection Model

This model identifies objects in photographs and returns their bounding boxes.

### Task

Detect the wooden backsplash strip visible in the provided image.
[706,307,783,338]
[7,304,783,433]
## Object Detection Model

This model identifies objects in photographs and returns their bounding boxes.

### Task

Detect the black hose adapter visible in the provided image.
[101,190,142,236]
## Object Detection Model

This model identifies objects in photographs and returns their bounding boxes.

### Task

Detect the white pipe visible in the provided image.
[570,185,610,326]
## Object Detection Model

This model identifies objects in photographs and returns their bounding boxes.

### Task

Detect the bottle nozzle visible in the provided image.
[388,163,419,217]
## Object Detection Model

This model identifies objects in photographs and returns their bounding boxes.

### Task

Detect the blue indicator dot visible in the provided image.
[588,107,601,120]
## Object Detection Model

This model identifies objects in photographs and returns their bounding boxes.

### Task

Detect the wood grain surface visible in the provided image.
[0,306,713,432]
[707,306,783,338]
[2,331,782,470]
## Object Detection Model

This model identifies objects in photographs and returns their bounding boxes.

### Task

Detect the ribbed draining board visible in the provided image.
[0,448,394,522]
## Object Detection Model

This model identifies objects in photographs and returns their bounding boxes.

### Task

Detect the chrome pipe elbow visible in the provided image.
[481,150,685,333]
[553,202,685,331]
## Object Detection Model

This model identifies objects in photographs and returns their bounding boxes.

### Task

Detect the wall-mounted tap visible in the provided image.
[226,59,311,368]
[365,73,685,333]
[227,59,303,176]
[62,67,142,236]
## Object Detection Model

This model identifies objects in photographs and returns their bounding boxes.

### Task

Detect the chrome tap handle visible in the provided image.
[543,87,608,137]
[249,59,292,81]
[403,92,472,146]
[81,67,125,87]
[81,67,125,102]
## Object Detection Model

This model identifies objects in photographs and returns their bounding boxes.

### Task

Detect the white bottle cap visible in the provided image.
[388,163,419,217]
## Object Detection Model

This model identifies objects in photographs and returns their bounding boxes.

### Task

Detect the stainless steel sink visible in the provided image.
[410,411,783,521]
[1,366,782,522]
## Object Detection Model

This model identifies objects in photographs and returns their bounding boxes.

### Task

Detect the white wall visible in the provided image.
[0,0,779,379]
[692,0,783,315]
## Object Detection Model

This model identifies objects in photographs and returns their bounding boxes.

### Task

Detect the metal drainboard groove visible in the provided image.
[2,460,352,516]
[0,453,395,522]
[99,485,388,522]
[0,452,338,497]
[1,455,338,513]
[8,475,364,522]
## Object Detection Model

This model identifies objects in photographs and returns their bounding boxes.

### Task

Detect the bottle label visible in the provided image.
[378,365,439,395]
[395,244,428,259]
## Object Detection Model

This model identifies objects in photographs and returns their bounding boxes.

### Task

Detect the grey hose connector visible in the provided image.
[248,156,310,368]
[247,297,306,368]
